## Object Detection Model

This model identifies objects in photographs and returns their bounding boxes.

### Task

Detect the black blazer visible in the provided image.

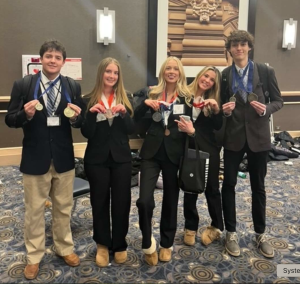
[134,94,191,166]
[5,72,85,175]
[186,100,222,152]
[81,97,135,164]
[221,63,283,152]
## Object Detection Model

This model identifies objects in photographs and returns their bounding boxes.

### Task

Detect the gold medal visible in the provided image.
[35,102,43,111]
[64,107,75,118]
[248,92,258,102]
[165,128,170,136]
[229,95,236,102]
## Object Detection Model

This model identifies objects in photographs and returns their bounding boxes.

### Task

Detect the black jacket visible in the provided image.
[134,94,190,166]
[5,72,85,174]
[81,97,135,164]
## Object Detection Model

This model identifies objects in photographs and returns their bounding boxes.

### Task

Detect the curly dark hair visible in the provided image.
[225,30,254,50]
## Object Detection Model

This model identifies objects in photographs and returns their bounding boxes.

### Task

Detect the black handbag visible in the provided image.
[179,135,210,194]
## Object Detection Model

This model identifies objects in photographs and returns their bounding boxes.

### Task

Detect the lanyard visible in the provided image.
[159,90,178,127]
[159,90,178,111]
[33,74,72,103]
[232,60,254,94]
[99,91,115,108]
[41,80,61,110]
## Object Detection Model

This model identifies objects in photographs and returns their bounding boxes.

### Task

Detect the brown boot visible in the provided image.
[201,226,221,246]
[96,244,109,267]
[145,251,158,266]
[184,229,196,246]
[159,248,172,262]
[143,236,158,266]
[61,253,80,267]
[24,263,39,280]
[114,251,127,264]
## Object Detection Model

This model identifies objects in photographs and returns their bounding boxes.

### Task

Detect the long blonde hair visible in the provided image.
[85,57,133,116]
[149,57,192,105]
[188,66,221,105]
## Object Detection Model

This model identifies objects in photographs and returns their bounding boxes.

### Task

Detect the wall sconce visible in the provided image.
[97,7,115,45]
[282,18,297,50]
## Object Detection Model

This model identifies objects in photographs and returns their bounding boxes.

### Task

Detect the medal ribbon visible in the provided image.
[33,74,60,100]
[232,60,254,94]
[34,73,72,104]
[192,102,205,109]
[159,91,178,126]
[98,91,115,109]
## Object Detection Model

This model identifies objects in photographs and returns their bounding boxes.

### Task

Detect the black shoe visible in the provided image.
[256,234,274,258]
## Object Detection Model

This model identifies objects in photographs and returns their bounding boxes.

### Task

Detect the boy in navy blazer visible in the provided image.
[5,39,85,279]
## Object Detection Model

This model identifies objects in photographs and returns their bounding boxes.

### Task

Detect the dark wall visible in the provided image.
[254,0,300,91]
[0,0,299,148]
[0,0,148,96]
[253,0,300,131]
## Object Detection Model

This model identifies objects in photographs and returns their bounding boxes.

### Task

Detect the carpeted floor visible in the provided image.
[0,158,300,283]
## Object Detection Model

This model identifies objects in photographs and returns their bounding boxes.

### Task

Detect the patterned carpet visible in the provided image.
[0,158,300,283]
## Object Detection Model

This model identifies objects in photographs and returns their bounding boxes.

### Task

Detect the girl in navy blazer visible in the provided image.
[135,57,193,266]
[81,57,134,267]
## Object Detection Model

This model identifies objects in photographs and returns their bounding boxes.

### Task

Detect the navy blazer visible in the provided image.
[5,72,85,175]
[81,97,135,164]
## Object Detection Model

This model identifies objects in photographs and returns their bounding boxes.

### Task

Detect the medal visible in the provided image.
[152,112,162,122]
[64,107,75,118]
[248,92,258,102]
[35,102,43,111]
[229,95,236,102]
[105,109,114,119]
[165,128,170,136]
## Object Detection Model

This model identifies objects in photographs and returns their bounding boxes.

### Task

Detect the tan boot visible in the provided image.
[143,236,158,266]
[145,251,158,266]
[24,263,39,280]
[96,244,109,267]
[114,251,127,264]
[159,248,172,262]
[184,229,196,246]
[201,226,222,245]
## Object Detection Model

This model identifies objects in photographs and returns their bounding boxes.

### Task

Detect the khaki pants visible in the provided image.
[23,163,75,264]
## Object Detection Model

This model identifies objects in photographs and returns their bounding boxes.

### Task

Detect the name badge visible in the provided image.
[96,113,107,122]
[173,104,185,115]
[47,116,60,127]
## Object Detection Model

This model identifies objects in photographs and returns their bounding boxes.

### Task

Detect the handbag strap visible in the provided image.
[184,134,201,159]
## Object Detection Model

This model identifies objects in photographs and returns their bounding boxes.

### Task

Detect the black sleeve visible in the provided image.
[211,112,223,131]
[80,108,98,139]
[133,87,151,121]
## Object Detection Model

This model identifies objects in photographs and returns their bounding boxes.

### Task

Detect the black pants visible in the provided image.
[183,144,224,232]
[221,142,268,234]
[136,158,180,249]
[85,161,132,252]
